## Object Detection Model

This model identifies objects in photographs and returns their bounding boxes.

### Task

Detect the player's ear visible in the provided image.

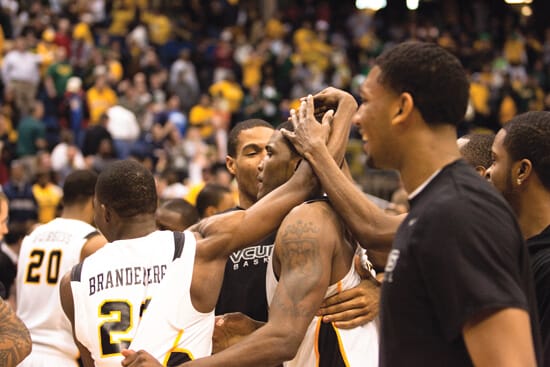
[391,92,413,126]
[225,155,236,176]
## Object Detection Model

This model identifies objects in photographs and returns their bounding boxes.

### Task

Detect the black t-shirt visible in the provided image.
[380,160,542,366]
[215,207,276,322]
[527,225,550,367]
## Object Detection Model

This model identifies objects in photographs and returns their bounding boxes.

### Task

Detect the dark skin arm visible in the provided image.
[0,298,32,367]
[189,204,337,366]
[79,233,108,262]
[281,87,404,265]
[122,204,337,367]
[60,272,95,367]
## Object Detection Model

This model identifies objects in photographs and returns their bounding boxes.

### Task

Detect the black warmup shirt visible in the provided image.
[527,225,550,366]
[380,160,542,366]
[215,207,276,322]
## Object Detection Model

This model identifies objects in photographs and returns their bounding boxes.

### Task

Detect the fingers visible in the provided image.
[120,349,137,366]
[290,108,298,129]
[321,109,334,127]
[320,288,359,309]
[333,315,374,330]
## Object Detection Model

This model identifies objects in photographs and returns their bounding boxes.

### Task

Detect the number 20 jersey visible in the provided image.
[16,218,98,365]
[70,230,187,367]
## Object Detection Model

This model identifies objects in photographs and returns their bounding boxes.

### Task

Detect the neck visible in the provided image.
[398,124,461,194]
[61,205,92,223]
[110,214,158,241]
[514,184,550,240]
[237,190,255,210]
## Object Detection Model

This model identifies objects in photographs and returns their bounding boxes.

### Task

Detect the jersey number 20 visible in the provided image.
[25,249,62,284]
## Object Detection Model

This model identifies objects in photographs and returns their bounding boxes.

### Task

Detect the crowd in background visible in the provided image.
[0,0,548,232]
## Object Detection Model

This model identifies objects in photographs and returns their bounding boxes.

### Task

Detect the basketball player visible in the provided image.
[121,97,378,367]
[282,43,540,365]
[16,170,107,367]
[60,101,340,367]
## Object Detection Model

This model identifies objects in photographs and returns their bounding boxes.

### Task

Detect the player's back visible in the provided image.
[70,230,185,367]
[129,230,214,365]
[16,218,97,366]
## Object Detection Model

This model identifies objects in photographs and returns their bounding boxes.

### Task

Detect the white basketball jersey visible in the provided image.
[70,230,185,367]
[266,256,379,367]
[130,230,214,365]
[16,218,97,366]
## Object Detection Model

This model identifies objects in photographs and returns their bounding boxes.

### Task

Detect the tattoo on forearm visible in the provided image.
[0,299,31,366]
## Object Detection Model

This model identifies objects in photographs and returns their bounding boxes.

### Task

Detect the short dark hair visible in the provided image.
[96,160,157,217]
[159,198,199,228]
[276,120,299,156]
[63,169,98,206]
[459,133,495,170]
[227,119,273,157]
[196,183,231,218]
[503,111,550,190]
[375,41,469,127]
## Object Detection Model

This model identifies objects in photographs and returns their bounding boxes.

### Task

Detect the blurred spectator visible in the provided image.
[2,36,41,117]
[106,105,139,159]
[15,101,47,173]
[3,160,38,227]
[189,94,215,140]
[32,169,62,224]
[50,129,86,182]
[81,110,112,158]
[86,71,117,125]
[60,76,88,143]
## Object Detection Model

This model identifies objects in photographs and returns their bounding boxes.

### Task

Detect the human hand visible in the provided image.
[312,87,355,116]
[281,94,334,159]
[212,313,263,354]
[317,277,380,329]
[120,349,162,367]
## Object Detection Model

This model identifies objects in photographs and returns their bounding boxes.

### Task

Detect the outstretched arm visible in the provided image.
[281,87,403,261]
[185,204,335,367]
[0,298,31,367]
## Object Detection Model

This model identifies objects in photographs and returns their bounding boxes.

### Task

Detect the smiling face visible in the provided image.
[352,66,401,170]
[226,126,274,207]
[257,131,300,200]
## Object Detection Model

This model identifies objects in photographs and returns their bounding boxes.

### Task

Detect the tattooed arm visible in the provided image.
[0,298,32,367]
[181,202,337,367]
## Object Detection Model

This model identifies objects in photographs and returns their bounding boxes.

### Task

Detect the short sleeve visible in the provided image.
[412,198,528,341]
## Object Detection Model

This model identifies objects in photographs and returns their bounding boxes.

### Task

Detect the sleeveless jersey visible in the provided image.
[266,256,379,367]
[130,230,214,365]
[16,218,97,367]
[70,230,185,367]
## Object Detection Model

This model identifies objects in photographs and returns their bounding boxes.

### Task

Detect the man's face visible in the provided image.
[257,131,299,199]
[486,129,516,201]
[227,126,274,205]
[352,66,400,169]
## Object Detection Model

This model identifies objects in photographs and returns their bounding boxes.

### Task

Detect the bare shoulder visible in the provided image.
[284,200,340,228]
